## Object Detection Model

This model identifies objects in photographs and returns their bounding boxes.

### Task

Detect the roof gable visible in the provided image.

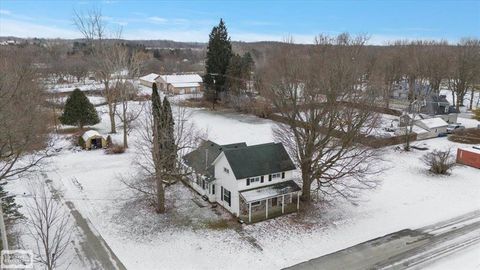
[183,140,246,177]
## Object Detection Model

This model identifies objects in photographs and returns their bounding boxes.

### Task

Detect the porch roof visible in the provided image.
[239,180,301,203]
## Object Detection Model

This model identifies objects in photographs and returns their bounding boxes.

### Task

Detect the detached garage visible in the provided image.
[81,130,107,150]
[457,147,480,169]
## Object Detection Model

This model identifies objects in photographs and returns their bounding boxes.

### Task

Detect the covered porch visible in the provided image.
[239,180,301,223]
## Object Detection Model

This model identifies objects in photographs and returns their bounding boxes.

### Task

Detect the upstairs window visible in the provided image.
[271,173,282,180]
[224,167,229,174]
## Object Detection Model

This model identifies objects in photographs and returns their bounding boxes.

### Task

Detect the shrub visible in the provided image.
[421,149,456,175]
[105,144,125,154]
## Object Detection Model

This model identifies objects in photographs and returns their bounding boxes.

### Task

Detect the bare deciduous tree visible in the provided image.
[0,47,52,182]
[449,39,480,111]
[26,183,72,270]
[122,103,203,211]
[259,34,382,203]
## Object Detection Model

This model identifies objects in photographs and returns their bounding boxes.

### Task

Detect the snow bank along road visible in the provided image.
[285,210,480,270]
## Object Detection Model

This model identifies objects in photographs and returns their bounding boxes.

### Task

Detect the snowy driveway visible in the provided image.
[285,210,480,270]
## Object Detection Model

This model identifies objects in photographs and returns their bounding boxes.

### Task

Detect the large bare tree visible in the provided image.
[259,34,382,202]
[122,102,202,212]
[449,39,480,111]
[0,47,52,182]
[73,8,128,134]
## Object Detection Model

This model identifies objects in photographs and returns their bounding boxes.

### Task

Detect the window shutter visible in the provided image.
[246,178,250,186]
[212,184,215,195]
[269,175,272,181]
[221,187,223,201]
[282,172,285,179]
[261,176,264,183]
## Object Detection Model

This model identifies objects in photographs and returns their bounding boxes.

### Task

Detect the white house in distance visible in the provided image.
[156,74,203,95]
[139,73,159,88]
[183,140,300,223]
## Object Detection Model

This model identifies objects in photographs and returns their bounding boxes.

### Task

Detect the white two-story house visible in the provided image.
[183,140,300,223]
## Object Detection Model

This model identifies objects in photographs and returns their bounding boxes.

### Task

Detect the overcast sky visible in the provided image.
[0,0,479,44]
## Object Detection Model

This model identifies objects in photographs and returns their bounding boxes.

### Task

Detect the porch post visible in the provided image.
[296,192,300,210]
[266,198,269,219]
[248,203,252,223]
[282,195,285,214]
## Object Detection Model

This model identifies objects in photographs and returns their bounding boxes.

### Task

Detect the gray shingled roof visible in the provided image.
[183,140,247,178]
[222,143,296,179]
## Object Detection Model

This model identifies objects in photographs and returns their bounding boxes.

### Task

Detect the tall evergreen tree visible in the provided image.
[161,97,176,171]
[59,88,100,129]
[151,83,165,213]
[0,182,23,226]
[204,19,233,108]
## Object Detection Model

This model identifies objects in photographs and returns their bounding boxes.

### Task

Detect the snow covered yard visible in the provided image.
[7,100,480,269]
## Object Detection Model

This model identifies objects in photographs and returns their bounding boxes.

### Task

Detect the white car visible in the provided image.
[446,123,465,133]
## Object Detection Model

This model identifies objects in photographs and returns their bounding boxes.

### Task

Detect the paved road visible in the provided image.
[285,210,480,270]
[44,173,127,270]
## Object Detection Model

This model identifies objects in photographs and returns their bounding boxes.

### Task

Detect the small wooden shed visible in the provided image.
[82,130,107,150]
[457,147,480,169]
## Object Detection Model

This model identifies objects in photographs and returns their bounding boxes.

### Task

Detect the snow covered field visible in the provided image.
[7,99,480,269]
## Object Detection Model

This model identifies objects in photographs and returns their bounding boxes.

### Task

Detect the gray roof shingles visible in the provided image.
[222,143,296,179]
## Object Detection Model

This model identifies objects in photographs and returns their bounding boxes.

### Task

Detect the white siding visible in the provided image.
[237,170,295,191]
[213,153,240,216]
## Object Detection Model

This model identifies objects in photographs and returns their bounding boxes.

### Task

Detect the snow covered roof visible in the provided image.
[240,180,301,203]
[140,73,160,83]
[171,82,200,88]
[158,74,203,84]
[459,147,480,155]
[418,117,448,129]
[82,130,102,141]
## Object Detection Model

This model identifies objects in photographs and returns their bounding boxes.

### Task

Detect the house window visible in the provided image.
[247,176,260,186]
[251,201,261,206]
[212,184,215,195]
[223,188,231,207]
[271,173,282,180]
[224,167,229,174]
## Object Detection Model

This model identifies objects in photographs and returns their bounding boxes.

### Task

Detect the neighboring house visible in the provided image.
[183,140,300,223]
[155,74,203,95]
[457,147,480,169]
[139,73,160,88]
[81,130,107,150]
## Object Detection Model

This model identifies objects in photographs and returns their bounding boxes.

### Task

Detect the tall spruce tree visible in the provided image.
[0,181,23,226]
[204,19,233,108]
[151,83,165,213]
[59,88,100,129]
[161,97,176,171]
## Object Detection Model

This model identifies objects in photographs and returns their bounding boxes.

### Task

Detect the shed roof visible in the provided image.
[159,74,203,84]
[82,130,102,141]
[240,180,301,203]
[459,147,480,155]
[140,73,159,83]
[171,82,200,88]
[222,143,296,179]
[418,117,448,129]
